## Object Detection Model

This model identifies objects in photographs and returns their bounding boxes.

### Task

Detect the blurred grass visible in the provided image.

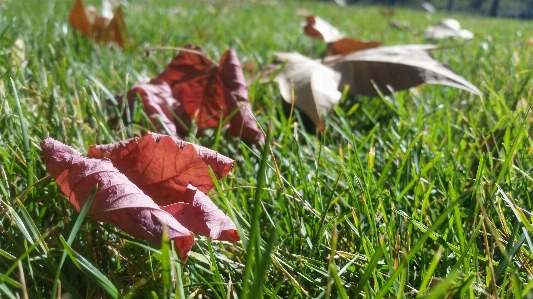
[1,0,533,298]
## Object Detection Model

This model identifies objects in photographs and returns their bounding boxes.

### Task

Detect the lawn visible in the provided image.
[1,0,533,298]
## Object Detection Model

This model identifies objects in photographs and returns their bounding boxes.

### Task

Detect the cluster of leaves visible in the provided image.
[68,0,264,145]
[34,0,272,264]
[258,15,481,129]
[49,2,483,265]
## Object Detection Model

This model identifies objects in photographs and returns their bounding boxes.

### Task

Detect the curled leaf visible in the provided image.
[161,184,240,242]
[127,45,264,145]
[68,0,126,48]
[87,133,234,204]
[424,19,474,40]
[303,15,381,56]
[87,134,239,242]
[303,15,345,43]
[126,80,192,138]
[261,52,342,130]
[329,44,482,96]
[41,138,194,259]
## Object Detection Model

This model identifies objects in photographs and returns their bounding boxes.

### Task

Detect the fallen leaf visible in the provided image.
[389,20,412,30]
[126,80,192,137]
[303,15,345,43]
[424,18,474,40]
[101,0,115,18]
[420,2,436,13]
[9,38,26,70]
[127,45,264,145]
[329,44,482,96]
[41,138,194,260]
[378,8,395,18]
[332,0,347,6]
[87,133,235,203]
[325,38,382,56]
[303,15,381,56]
[261,52,342,130]
[68,0,126,48]
[87,134,239,241]
[43,136,240,260]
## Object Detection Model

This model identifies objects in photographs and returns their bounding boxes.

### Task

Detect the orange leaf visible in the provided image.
[326,38,381,56]
[68,0,126,48]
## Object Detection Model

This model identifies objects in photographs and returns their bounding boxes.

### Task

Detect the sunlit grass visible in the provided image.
[1,0,533,298]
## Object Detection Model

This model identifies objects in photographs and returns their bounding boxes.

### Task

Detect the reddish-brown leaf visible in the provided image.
[87,133,234,205]
[41,138,194,260]
[162,184,240,242]
[68,0,126,48]
[157,46,223,129]
[326,38,381,56]
[126,80,192,138]
[127,45,264,145]
[378,8,395,18]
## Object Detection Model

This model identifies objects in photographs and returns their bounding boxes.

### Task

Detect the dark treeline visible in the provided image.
[321,0,533,18]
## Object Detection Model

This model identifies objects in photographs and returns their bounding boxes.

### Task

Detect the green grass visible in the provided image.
[1,0,533,298]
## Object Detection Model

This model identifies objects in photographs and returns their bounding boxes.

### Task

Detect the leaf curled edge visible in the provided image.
[41,138,194,260]
[161,184,240,242]
[86,134,240,241]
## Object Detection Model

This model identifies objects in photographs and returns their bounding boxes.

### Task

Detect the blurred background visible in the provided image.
[313,0,533,18]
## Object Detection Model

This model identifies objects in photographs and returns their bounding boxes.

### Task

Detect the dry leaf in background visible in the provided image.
[329,44,482,96]
[424,18,474,40]
[332,0,347,6]
[260,52,342,130]
[42,135,239,261]
[258,45,481,131]
[303,15,381,55]
[420,2,436,13]
[303,15,345,43]
[68,0,126,48]
[127,45,264,145]
[9,38,26,70]
[326,38,382,56]
[378,7,395,18]
[389,20,412,30]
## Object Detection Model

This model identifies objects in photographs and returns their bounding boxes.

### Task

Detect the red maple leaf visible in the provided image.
[87,133,234,204]
[42,135,239,261]
[127,45,264,145]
